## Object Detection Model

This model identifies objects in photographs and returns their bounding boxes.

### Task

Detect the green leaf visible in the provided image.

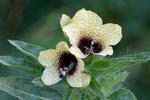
[108,88,137,100]
[8,40,45,61]
[84,54,105,66]
[32,77,44,87]
[0,77,62,100]
[89,77,106,100]
[86,87,99,100]
[84,55,94,65]
[0,56,42,77]
[32,77,68,96]
[99,71,129,96]
[70,88,82,100]
[89,52,150,78]
[81,89,85,100]
[62,86,72,100]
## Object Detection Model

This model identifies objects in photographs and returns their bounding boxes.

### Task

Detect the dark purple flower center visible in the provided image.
[78,37,102,55]
[58,52,77,78]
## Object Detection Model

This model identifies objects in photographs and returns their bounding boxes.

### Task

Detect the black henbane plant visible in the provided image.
[0,8,150,100]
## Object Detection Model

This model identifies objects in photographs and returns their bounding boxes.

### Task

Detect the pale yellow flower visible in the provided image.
[39,41,90,88]
[60,8,122,58]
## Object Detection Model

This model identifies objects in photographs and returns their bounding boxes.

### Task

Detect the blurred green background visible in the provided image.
[0,0,150,100]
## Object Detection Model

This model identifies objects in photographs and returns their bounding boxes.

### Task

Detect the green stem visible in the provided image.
[63,86,72,100]
[90,76,106,100]
[81,90,85,100]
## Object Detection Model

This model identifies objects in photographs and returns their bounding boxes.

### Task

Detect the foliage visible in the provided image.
[0,40,150,100]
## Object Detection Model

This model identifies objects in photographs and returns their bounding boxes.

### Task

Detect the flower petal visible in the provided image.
[70,46,88,58]
[39,49,58,67]
[72,8,103,31]
[63,24,80,45]
[41,66,62,85]
[77,57,85,72]
[98,23,122,46]
[98,46,113,56]
[60,14,71,28]
[62,8,103,46]
[67,57,90,88]
[67,73,90,88]
[80,73,91,88]
[56,41,69,52]
[60,14,71,39]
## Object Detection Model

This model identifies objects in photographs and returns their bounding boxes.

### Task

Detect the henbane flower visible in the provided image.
[38,41,90,88]
[60,8,122,58]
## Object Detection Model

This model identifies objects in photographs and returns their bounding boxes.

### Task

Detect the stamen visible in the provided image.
[63,66,68,71]
[59,68,66,78]
[68,62,75,71]
[59,74,65,78]
[91,41,94,45]
[89,41,94,52]
[83,46,90,54]
[59,62,75,79]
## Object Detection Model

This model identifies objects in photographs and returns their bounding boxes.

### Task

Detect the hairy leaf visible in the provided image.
[32,77,44,87]
[62,86,72,100]
[108,88,137,100]
[32,77,67,96]
[89,77,106,100]
[0,77,62,100]
[8,40,45,61]
[99,71,128,96]
[0,56,42,77]
[84,55,94,65]
[89,52,150,78]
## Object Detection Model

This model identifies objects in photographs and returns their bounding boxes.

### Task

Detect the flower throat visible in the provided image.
[58,52,77,78]
[78,37,102,55]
